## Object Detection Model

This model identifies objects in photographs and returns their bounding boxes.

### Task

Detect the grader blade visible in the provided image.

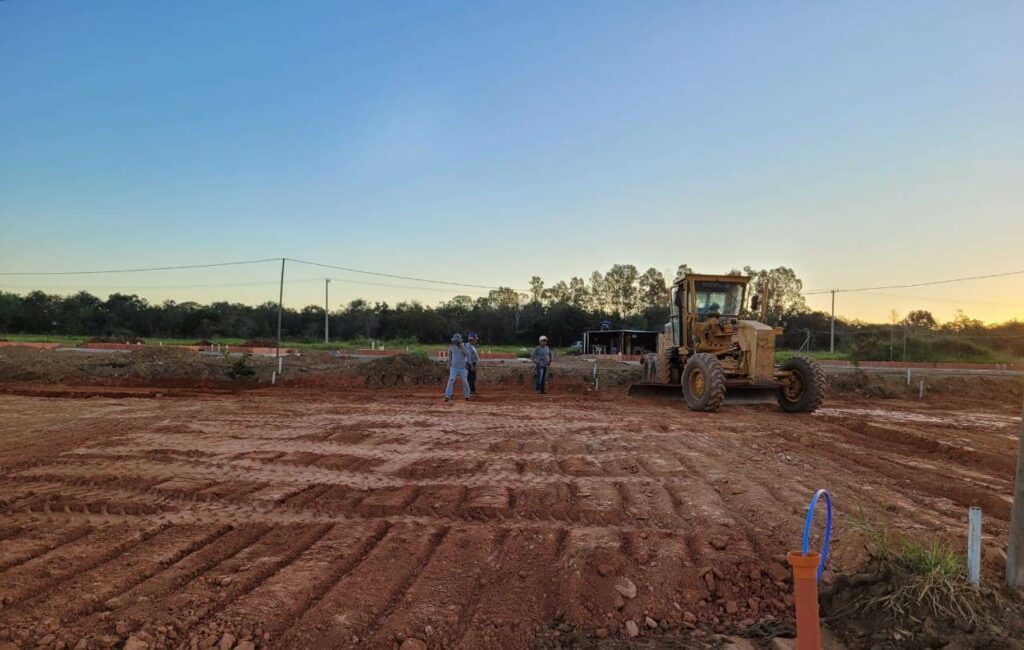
[627,383,777,406]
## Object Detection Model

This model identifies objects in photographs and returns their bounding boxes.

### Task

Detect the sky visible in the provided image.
[1,1,1022,324]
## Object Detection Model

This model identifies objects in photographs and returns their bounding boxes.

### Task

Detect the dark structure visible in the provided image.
[582,329,658,356]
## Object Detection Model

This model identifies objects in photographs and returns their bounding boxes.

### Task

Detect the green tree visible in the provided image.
[637,267,668,310]
[903,310,937,329]
[604,264,640,317]
[743,266,808,322]
[587,271,608,312]
[567,277,589,308]
[528,276,545,304]
[945,310,984,333]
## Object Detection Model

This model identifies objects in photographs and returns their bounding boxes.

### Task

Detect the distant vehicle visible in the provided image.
[569,340,583,353]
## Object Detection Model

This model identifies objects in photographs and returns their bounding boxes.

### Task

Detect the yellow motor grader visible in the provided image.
[632,273,826,412]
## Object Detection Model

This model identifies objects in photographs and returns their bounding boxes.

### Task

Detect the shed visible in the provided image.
[582,329,658,356]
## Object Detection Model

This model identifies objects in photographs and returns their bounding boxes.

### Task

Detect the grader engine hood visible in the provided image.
[736,320,777,382]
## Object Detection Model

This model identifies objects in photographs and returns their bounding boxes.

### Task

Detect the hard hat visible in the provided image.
[451,333,463,343]
[468,332,478,340]
[539,335,548,342]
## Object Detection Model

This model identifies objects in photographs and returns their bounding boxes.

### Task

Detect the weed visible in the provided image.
[847,513,1004,631]
[227,353,256,380]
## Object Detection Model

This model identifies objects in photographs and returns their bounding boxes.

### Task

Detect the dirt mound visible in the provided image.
[830,371,1024,400]
[360,353,447,386]
[242,338,278,348]
[86,335,146,344]
[0,346,93,382]
[822,563,1024,648]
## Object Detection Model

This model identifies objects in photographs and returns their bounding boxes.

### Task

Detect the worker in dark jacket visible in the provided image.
[531,335,553,394]
[465,332,480,395]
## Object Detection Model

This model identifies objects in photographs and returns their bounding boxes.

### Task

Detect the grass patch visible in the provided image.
[848,515,1002,630]
[775,350,850,362]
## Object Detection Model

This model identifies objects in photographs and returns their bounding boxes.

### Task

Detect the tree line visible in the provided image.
[1,264,1021,360]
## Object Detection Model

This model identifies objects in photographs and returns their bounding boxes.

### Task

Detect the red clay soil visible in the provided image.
[0,384,1022,649]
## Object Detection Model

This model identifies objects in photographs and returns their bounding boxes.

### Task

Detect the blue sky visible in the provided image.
[2,1,1022,322]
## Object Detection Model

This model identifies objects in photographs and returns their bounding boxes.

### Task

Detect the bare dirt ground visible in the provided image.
[1,350,1023,649]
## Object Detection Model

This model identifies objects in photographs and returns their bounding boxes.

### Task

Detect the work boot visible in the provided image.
[444,396,452,403]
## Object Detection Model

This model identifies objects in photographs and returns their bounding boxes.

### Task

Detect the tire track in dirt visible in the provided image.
[0,522,167,607]
[276,523,448,648]
[0,523,94,571]
[66,525,273,640]
[458,526,564,648]
[96,524,332,645]
[3,525,229,630]
[191,521,390,645]
[794,423,1014,521]
[448,528,510,647]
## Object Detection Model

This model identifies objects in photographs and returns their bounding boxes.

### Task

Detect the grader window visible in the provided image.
[694,281,744,318]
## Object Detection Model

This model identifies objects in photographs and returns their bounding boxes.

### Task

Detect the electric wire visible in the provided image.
[0,258,280,276]
[804,269,1024,295]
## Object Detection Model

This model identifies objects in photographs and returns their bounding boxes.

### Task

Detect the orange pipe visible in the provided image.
[787,551,822,650]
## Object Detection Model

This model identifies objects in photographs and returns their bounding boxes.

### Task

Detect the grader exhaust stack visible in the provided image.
[628,273,826,412]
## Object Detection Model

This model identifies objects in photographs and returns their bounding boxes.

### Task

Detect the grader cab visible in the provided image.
[634,273,826,412]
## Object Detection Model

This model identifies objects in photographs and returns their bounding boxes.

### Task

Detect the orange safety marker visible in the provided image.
[788,488,832,650]
[787,550,822,649]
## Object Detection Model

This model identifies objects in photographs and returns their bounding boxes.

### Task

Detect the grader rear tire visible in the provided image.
[640,354,657,383]
[777,355,827,413]
[654,348,672,384]
[682,353,726,412]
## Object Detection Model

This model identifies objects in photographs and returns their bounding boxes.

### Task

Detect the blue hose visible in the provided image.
[800,488,832,581]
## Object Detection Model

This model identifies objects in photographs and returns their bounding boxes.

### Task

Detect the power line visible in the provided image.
[857,291,1024,308]
[805,268,1024,295]
[287,257,526,293]
[806,327,1024,341]
[0,258,280,276]
[0,256,512,294]
[0,276,489,295]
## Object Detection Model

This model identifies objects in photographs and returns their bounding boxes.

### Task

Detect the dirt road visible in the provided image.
[0,386,1020,649]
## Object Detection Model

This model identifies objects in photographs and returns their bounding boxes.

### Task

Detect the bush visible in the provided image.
[227,353,256,380]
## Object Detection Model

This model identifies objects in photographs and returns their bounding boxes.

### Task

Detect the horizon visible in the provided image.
[2,2,1022,325]
[1,258,1021,328]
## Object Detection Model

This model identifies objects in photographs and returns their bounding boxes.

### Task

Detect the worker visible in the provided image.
[531,335,553,394]
[444,333,472,402]
[466,332,480,395]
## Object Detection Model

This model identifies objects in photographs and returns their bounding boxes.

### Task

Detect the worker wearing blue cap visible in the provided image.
[466,332,481,395]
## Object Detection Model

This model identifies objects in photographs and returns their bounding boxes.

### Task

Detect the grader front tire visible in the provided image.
[777,355,827,413]
[682,353,726,412]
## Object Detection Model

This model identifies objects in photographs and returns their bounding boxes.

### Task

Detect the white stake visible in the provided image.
[1008,394,1024,587]
[906,368,911,385]
[968,507,982,586]
[271,371,276,385]
[919,380,924,398]
[278,356,283,374]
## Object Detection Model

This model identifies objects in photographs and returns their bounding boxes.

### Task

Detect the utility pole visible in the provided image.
[889,310,897,362]
[1007,394,1024,587]
[276,258,285,360]
[829,290,836,353]
[324,278,330,344]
